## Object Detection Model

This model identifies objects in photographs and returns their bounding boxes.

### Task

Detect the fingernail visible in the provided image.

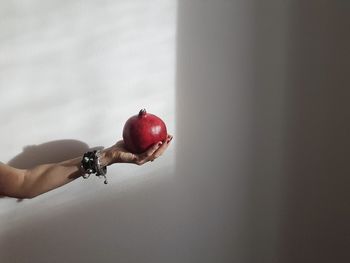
[158,141,163,146]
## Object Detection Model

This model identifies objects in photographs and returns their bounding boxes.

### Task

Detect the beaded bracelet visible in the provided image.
[81,150,108,184]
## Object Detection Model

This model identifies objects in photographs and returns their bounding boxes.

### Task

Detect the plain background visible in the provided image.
[0,0,176,261]
[0,0,175,222]
[1,0,350,262]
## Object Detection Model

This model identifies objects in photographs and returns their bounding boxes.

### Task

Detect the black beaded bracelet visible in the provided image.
[81,150,108,184]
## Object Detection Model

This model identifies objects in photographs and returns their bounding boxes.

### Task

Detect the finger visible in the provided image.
[151,135,173,160]
[138,141,163,161]
[167,134,173,142]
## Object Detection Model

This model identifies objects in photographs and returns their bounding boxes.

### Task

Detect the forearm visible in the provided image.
[0,136,171,199]
[0,163,26,198]
[0,150,114,199]
[22,157,82,198]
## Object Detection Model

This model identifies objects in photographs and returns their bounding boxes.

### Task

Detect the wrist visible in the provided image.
[100,148,114,167]
[80,150,109,184]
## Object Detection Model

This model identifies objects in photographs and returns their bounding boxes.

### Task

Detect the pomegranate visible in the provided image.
[122,109,167,154]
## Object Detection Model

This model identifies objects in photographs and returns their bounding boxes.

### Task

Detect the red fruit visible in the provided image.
[122,109,167,154]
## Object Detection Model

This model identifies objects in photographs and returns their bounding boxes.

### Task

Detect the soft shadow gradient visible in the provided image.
[279,1,350,262]
[8,140,92,169]
[0,0,349,263]
[175,0,349,262]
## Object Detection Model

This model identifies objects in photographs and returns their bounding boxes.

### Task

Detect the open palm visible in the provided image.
[106,134,173,165]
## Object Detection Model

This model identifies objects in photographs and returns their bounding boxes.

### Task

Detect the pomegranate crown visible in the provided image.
[138,108,147,117]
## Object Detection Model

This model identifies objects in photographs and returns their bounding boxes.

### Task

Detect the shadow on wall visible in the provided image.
[244,1,350,263]
[0,139,102,200]
[1,1,349,263]
[8,140,93,169]
[8,140,89,169]
[0,138,179,262]
[279,1,350,263]
[0,166,178,263]
[194,1,350,262]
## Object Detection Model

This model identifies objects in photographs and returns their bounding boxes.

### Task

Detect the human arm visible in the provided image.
[0,135,173,199]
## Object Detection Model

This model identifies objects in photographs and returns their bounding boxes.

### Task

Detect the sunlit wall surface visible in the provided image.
[0,0,176,224]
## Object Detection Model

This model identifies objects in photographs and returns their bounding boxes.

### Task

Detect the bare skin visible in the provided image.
[0,134,173,199]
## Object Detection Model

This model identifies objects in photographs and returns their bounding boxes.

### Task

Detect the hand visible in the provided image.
[101,134,173,166]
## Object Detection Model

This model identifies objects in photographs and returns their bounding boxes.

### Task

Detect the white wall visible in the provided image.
[0,1,176,261]
[1,0,349,262]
